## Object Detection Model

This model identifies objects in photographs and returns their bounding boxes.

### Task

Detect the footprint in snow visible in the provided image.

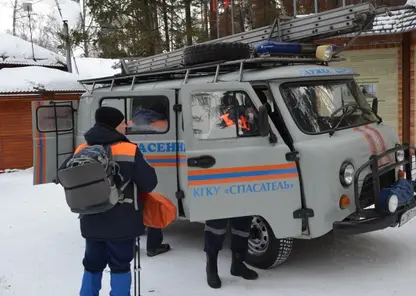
[0,276,11,290]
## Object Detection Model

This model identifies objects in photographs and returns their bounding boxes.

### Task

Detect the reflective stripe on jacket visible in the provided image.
[75,142,137,163]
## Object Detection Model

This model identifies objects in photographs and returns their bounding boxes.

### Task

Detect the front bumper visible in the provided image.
[333,206,416,235]
[333,144,416,235]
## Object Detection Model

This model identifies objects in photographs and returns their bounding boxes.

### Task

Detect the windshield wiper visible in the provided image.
[328,104,381,137]
[328,104,358,137]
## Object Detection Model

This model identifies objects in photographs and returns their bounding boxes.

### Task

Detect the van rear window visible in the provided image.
[100,96,169,134]
[36,105,73,132]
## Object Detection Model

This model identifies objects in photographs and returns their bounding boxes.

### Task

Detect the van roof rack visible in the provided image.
[80,56,345,91]
[79,2,382,90]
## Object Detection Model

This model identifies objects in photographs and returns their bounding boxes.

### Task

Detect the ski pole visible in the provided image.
[133,240,137,296]
[134,237,141,296]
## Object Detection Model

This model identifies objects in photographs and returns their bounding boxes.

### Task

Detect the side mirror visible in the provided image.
[258,105,270,137]
[371,97,378,115]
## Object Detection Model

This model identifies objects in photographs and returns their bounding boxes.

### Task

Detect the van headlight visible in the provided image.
[339,162,354,187]
[396,150,405,162]
[387,194,399,213]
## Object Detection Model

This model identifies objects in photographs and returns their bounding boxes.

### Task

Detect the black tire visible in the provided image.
[245,216,293,270]
[183,42,251,66]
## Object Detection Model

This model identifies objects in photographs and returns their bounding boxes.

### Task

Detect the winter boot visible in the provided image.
[110,272,132,296]
[230,252,258,280]
[206,252,221,289]
[147,243,171,257]
[79,270,102,296]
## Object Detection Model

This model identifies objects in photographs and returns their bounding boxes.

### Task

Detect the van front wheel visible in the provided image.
[245,216,293,270]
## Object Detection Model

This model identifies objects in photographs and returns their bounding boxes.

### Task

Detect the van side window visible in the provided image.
[190,90,260,140]
[101,96,169,134]
[129,96,169,134]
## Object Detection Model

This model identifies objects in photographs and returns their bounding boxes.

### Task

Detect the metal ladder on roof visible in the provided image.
[121,2,377,75]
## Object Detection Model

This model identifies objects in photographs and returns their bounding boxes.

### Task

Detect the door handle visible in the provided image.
[187,155,216,168]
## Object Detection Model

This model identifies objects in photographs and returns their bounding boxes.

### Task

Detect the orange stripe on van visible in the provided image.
[363,125,392,165]
[188,163,297,176]
[364,126,386,152]
[354,127,376,155]
[34,100,47,184]
[188,173,299,186]
[188,163,299,186]
[35,101,41,185]
[41,101,46,184]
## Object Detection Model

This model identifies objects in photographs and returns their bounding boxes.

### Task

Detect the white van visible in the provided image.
[30,3,416,270]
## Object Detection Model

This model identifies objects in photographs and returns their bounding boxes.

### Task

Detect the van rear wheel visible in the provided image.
[245,216,293,270]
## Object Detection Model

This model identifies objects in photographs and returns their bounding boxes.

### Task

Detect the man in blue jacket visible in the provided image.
[77,106,158,296]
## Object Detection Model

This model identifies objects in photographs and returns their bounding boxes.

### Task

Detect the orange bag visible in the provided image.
[140,192,177,228]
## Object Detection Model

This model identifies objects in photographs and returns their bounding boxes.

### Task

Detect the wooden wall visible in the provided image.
[0,93,81,170]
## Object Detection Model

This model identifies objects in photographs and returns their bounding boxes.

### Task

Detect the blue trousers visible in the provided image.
[83,238,135,273]
[146,227,163,250]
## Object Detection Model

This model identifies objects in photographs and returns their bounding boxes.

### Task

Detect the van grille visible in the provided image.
[359,169,396,209]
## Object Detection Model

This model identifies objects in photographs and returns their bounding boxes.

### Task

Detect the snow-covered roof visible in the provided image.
[367,7,416,35]
[0,33,66,68]
[72,57,120,79]
[298,6,416,38]
[0,66,84,94]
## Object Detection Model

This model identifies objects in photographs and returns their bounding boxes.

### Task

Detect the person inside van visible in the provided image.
[217,94,251,134]
[130,101,169,133]
[77,106,158,295]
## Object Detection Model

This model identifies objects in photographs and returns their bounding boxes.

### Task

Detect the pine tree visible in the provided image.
[184,0,193,45]
[66,0,405,59]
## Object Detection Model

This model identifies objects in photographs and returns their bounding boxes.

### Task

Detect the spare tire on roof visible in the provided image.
[183,42,251,66]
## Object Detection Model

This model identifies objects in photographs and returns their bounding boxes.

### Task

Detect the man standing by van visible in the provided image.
[77,106,158,295]
[147,227,170,257]
[204,96,258,288]
[204,217,259,288]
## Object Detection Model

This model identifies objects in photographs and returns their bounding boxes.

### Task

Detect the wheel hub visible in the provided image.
[248,216,269,256]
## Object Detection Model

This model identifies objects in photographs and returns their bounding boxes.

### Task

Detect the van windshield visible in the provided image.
[279,79,379,134]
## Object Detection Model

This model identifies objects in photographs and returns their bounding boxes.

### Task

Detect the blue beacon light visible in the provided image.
[255,41,337,59]
[255,41,311,55]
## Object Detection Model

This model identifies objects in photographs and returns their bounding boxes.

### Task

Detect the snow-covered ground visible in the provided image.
[1,169,415,296]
